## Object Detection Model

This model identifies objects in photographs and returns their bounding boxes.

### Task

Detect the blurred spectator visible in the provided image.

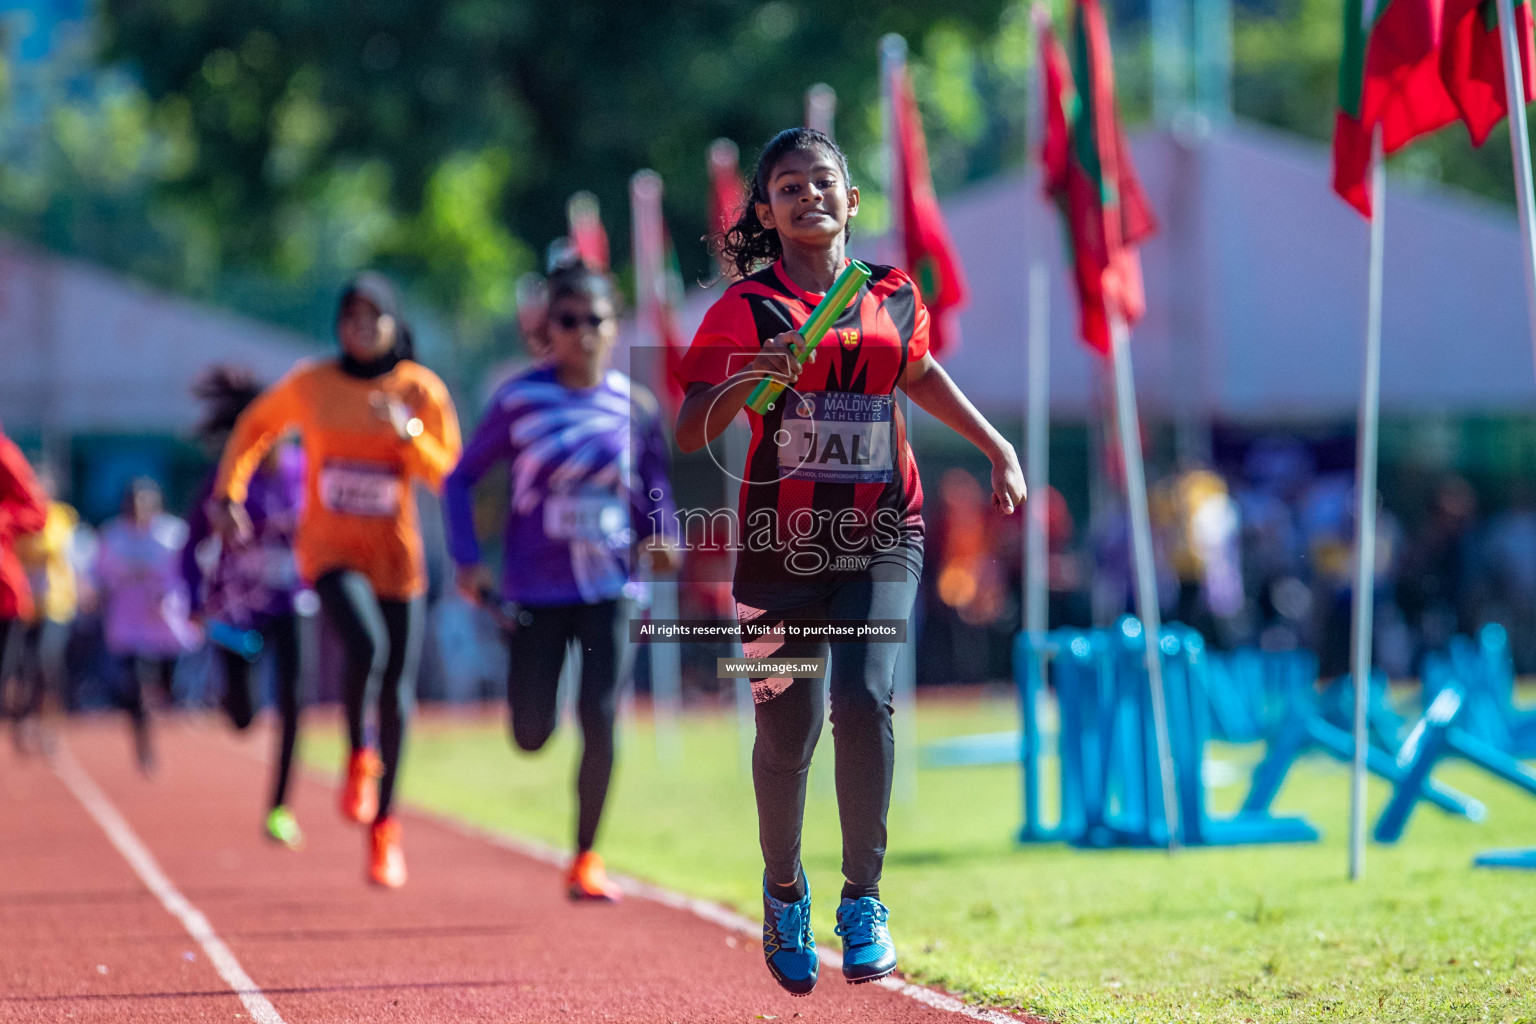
[96,477,198,774]
[1035,484,1089,629]
[1088,501,1176,627]
[921,468,1016,683]
[1236,437,1313,650]
[1155,464,1245,647]
[1306,476,1410,679]
[1477,483,1536,672]
[1395,476,1478,670]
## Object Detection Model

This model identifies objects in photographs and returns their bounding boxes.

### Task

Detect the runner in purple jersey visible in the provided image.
[445,364,674,607]
[182,367,310,848]
[444,259,678,901]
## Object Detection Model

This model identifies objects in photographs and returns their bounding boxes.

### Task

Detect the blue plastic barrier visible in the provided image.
[1242,673,1485,824]
[1010,620,1318,848]
[1473,848,1536,869]
[1422,624,1536,758]
[1375,684,1536,842]
[1202,647,1315,743]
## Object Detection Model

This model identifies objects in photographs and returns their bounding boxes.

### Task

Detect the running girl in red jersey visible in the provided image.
[674,128,1025,994]
[211,273,461,887]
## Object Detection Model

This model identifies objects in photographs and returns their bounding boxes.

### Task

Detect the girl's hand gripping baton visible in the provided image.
[745,260,872,414]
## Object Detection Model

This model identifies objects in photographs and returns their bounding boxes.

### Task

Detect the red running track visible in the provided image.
[0,717,1039,1023]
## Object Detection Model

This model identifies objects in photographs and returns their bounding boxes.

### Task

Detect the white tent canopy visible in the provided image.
[0,239,315,435]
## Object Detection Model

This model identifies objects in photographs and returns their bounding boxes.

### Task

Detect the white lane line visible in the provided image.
[217,724,1033,1023]
[52,744,287,1024]
[402,801,1029,1023]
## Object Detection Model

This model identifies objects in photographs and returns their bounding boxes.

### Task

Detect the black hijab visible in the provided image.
[336,271,415,379]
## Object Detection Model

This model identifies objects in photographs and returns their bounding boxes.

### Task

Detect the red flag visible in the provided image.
[708,139,746,280]
[1040,1,1158,354]
[891,61,969,360]
[1440,0,1536,145]
[566,191,610,271]
[1334,0,1460,217]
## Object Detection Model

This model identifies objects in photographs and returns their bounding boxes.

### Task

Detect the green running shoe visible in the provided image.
[265,806,304,849]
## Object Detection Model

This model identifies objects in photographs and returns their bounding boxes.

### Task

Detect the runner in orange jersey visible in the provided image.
[211,273,461,888]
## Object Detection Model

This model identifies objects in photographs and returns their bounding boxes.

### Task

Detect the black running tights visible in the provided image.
[315,570,423,822]
[750,573,919,891]
[220,612,306,810]
[506,599,633,854]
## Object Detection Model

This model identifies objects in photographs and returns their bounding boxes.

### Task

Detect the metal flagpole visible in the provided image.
[1107,311,1181,852]
[881,32,919,803]
[1026,267,1051,641]
[1494,0,1536,380]
[629,169,684,766]
[1026,6,1052,645]
[1348,132,1386,882]
[806,83,837,138]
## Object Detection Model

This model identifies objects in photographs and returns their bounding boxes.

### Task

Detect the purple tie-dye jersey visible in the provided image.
[443,366,676,607]
[182,444,305,627]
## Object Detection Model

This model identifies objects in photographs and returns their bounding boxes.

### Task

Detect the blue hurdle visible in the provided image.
[1012,619,1318,849]
[1472,848,1536,869]
[1242,672,1485,823]
[1375,684,1536,842]
[1422,624,1536,758]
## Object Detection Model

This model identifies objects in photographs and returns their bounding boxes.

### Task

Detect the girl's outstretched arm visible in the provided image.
[899,353,1027,513]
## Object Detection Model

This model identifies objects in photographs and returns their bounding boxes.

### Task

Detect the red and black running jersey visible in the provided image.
[676,259,928,611]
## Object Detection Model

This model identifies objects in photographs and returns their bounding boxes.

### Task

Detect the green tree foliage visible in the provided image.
[94,0,1011,353]
[14,0,1531,364]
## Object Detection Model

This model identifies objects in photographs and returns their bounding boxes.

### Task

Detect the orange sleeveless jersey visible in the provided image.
[214,359,462,600]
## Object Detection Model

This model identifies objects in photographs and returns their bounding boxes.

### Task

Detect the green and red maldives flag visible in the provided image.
[1039,0,1158,355]
[890,61,968,360]
[1334,0,1536,217]
[1442,0,1536,144]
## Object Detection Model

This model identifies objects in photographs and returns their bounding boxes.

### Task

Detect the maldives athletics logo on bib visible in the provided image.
[837,327,861,351]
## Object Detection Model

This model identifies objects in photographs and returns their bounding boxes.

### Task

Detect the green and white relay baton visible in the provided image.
[745,259,872,414]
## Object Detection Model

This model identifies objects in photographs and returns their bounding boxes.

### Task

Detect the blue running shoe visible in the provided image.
[835,896,897,983]
[762,879,818,996]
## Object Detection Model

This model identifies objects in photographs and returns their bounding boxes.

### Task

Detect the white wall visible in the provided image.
[0,239,316,434]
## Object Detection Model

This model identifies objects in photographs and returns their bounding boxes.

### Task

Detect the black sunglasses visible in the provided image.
[553,312,608,330]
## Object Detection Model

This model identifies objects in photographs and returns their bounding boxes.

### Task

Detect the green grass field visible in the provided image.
[306,691,1536,1023]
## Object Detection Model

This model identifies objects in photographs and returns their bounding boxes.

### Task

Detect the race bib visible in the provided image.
[543,494,629,541]
[319,461,402,517]
[231,545,300,589]
[778,391,893,483]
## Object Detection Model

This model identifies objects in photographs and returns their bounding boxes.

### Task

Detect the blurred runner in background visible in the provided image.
[445,257,678,902]
[0,423,47,742]
[183,366,310,848]
[12,465,84,753]
[211,273,461,887]
[96,477,198,775]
